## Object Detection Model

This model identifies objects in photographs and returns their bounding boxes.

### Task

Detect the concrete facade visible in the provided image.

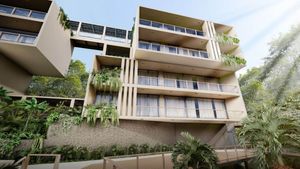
[0,0,73,93]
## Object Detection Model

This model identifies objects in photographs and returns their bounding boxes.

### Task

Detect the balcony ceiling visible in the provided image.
[0,15,42,33]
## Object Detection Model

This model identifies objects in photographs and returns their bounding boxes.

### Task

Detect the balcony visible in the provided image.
[0,30,37,44]
[137,76,239,99]
[138,41,209,59]
[139,19,205,37]
[0,4,46,20]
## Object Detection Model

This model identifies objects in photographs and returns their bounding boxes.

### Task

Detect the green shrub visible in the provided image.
[127,144,139,154]
[106,144,125,156]
[139,144,150,153]
[90,146,105,160]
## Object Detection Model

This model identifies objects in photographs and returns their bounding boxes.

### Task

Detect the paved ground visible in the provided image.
[28,160,103,169]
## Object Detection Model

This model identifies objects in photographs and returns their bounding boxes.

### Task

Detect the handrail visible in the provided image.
[138,75,239,93]
[139,41,209,59]
[139,18,205,37]
[0,4,46,20]
[19,154,61,169]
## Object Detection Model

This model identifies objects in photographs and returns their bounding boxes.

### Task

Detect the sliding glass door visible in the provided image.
[137,94,159,117]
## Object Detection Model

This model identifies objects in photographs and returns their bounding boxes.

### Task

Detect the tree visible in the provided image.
[19,98,48,132]
[237,108,300,169]
[26,60,89,98]
[172,132,218,169]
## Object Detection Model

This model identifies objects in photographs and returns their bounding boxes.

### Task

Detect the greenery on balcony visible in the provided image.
[215,33,240,45]
[221,53,246,66]
[172,132,218,169]
[91,67,122,92]
[85,103,119,127]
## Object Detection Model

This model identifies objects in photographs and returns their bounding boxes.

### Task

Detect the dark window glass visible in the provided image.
[80,23,93,33]
[105,27,116,36]
[152,21,163,28]
[201,52,209,58]
[127,31,132,40]
[140,19,151,26]
[14,8,30,16]
[93,25,104,35]
[69,21,79,31]
[0,5,14,14]
[196,31,204,36]
[168,46,176,53]
[164,24,174,31]
[186,29,196,35]
[152,44,160,51]
[30,11,46,19]
[116,29,126,39]
[139,42,150,49]
[175,26,185,33]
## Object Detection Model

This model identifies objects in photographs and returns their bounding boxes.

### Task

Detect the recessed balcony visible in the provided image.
[0,4,46,20]
[136,76,239,99]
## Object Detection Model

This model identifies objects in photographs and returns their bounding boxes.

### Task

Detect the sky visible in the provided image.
[55,0,300,75]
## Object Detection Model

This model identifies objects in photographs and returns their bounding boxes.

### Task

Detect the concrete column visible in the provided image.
[70,99,75,108]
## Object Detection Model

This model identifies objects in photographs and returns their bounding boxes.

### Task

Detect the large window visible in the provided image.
[165,96,186,118]
[80,23,104,35]
[105,27,126,39]
[137,94,159,117]
[138,70,158,86]
[95,92,118,105]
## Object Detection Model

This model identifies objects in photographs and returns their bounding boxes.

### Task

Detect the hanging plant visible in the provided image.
[222,54,246,66]
[58,7,73,36]
[91,67,122,92]
[216,33,240,45]
[85,103,119,127]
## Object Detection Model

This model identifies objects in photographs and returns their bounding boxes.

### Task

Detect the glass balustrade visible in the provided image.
[137,76,238,93]
[139,41,209,59]
[0,31,36,44]
[0,4,46,19]
[139,19,205,37]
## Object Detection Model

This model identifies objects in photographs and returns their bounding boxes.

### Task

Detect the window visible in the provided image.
[95,92,118,105]
[137,94,159,117]
[19,35,35,44]
[105,27,115,36]
[139,41,150,49]
[138,70,158,86]
[164,24,174,31]
[213,100,227,119]
[196,31,204,36]
[81,23,104,35]
[152,21,163,28]
[190,50,200,57]
[186,98,197,118]
[115,29,126,39]
[198,99,214,118]
[200,52,209,58]
[165,96,186,118]
[0,5,13,14]
[93,25,104,35]
[163,73,176,88]
[186,28,196,35]
[168,46,177,53]
[139,19,151,26]
[0,32,18,42]
[14,8,30,17]
[30,11,46,19]
[175,26,185,33]
[151,44,160,51]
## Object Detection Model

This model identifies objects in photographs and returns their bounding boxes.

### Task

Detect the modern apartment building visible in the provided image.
[80,6,247,147]
[0,0,72,94]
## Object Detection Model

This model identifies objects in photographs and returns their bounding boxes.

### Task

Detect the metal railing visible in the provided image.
[139,41,209,59]
[135,105,243,119]
[0,31,36,44]
[0,4,46,20]
[139,19,205,37]
[138,76,239,93]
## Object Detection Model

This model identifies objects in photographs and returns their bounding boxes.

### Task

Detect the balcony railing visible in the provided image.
[136,105,230,119]
[138,76,239,93]
[0,31,36,44]
[139,19,205,37]
[139,41,209,59]
[0,4,46,20]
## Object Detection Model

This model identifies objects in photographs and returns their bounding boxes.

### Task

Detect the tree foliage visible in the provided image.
[172,132,218,169]
[238,108,300,169]
[26,60,89,98]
